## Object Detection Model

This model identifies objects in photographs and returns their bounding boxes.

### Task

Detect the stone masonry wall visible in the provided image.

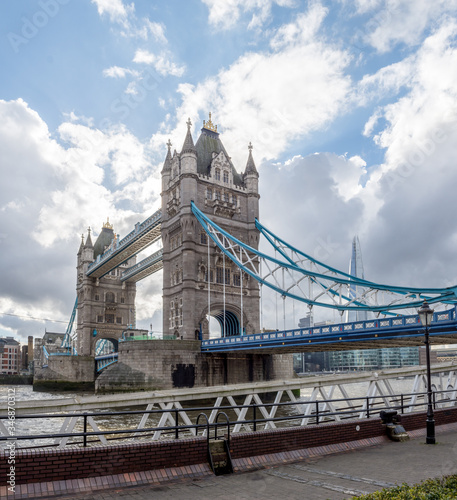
[95,339,294,392]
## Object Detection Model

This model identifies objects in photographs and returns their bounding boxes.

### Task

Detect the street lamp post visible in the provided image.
[418,300,435,444]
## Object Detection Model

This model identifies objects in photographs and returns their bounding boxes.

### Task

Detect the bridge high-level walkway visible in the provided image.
[86,209,162,279]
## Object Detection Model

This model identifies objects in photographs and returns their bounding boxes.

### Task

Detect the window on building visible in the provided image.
[116,317,122,324]
[106,292,115,303]
[233,273,241,286]
[225,268,231,285]
[216,267,224,284]
[120,297,125,304]
[215,168,221,181]
[200,232,207,245]
[95,294,100,301]
[206,188,212,200]
[232,194,237,205]
[223,170,229,183]
[105,314,115,324]
[97,315,103,323]
[223,192,229,202]
[206,269,214,283]
[215,190,221,201]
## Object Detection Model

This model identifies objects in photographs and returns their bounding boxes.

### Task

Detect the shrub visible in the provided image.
[354,475,457,500]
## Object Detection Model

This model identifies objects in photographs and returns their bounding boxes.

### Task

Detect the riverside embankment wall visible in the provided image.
[1,407,456,486]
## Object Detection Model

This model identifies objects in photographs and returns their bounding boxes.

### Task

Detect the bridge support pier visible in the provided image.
[95,340,294,393]
[33,356,95,391]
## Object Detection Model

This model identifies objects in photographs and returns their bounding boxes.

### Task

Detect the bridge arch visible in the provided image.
[92,334,119,356]
[200,304,251,339]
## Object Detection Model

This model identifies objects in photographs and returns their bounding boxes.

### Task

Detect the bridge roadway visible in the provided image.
[4,362,456,415]
[202,307,457,353]
[86,209,162,279]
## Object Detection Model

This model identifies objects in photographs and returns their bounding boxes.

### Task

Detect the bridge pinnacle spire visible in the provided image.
[202,112,218,133]
[162,139,173,172]
[244,142,258,177]
[85,227,93,248]
[78,233,85,255]
[181,118,196,154]
[103,217,113,230]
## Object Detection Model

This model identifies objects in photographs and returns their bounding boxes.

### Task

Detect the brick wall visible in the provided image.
[1,407,456,486]
[229,407,457,459]
[0,437,207,486]
[229,418,385,459]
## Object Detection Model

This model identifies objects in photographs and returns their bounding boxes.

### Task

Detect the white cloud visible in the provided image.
[0,98,163,340]
[133,49,185,77]
[202,0,297,30]
[91,0,134,24]
[362,22,457,170]
[140,19,167,44]
[270,3,327,49]
[163,7,350,167]
[348,0,457,53]
[352,22,457,286]
[133,49,154,64]
[103,66,140,78]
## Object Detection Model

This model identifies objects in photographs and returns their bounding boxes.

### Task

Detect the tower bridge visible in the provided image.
[34,113,457,392]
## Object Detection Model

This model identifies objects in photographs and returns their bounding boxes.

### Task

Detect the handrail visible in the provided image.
[215,411,231,447]
[0,389,454,449]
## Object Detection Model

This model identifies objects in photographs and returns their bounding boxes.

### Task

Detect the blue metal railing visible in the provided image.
[202,306,457,351]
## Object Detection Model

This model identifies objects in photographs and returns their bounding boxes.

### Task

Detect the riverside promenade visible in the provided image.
[6,422,457,499]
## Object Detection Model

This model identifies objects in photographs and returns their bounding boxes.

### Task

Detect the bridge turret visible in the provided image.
[180,118,197,177]
[161,139,172,193]
[244,142,260,221]
[80,227,94,266]
[77,233,84,256]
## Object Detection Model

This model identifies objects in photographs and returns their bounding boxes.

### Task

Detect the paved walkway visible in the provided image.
[6,424,457,500]
[42,425,457,500]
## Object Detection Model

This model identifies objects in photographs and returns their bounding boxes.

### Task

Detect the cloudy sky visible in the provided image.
[1,0,457,342]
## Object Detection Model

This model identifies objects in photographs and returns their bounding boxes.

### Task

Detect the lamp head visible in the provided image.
[418,300,434,327]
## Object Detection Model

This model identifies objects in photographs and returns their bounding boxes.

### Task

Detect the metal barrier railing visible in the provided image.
[0,389,455,450]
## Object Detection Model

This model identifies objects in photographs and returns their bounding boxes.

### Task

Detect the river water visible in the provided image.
[0,375,445,450]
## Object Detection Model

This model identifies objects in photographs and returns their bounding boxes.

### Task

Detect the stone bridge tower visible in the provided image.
[75,221,137,356]
[161,114,260,340]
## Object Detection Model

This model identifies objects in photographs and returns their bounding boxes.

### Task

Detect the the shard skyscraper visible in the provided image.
[346,236,368,323]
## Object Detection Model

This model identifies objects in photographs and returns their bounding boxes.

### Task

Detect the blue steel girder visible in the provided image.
[61,297,78,350]
[202,306,457,353]
[191,202,457,315]
[95,353,118,372]
[87,209,162,279]
[121,249,163,282]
